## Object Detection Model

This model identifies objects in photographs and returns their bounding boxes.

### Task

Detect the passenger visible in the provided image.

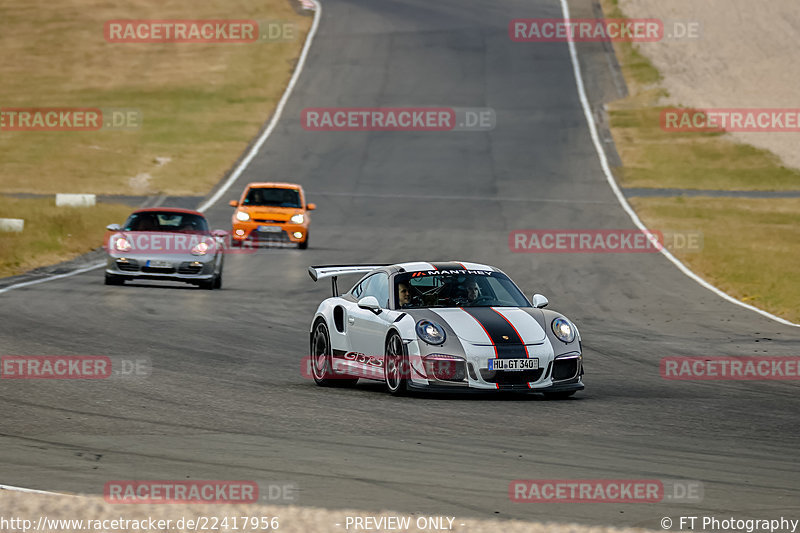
[464,280,481,302]
[398,282,411,308]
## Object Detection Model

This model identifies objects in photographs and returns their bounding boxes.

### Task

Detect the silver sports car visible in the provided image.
[104,208,226,289]
[307,262,583,397]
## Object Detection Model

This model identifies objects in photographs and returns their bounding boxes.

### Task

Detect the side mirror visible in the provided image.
[357,296,381,313]
[106,223,122,231]
[531,293,549,308]
[229,200,239,207]
[306,203,316,211]
[211,229,228,238]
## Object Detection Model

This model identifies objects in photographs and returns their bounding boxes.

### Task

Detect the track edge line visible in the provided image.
[559,0,799,328]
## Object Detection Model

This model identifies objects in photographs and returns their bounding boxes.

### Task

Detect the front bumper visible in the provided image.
[231,221,308,244]
[406,340,583,392]
[105,254,216,281]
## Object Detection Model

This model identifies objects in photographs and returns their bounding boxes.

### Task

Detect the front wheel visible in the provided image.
[104,273,124,285]
[310,320,357,387]
[384,332,409,396]
[298,233,309,250]
[543,390,576,400]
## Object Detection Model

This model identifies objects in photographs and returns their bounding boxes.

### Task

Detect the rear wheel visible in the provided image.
[104,273,124,286]
[311,320,357,387]
[385,332,409,396]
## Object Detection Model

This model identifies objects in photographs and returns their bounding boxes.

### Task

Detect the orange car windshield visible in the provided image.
[243,188,301,208]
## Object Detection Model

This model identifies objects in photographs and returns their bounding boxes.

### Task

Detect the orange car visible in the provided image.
[229,182,315,249]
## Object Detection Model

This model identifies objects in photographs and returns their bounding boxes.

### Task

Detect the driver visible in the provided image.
[398,282,411,308]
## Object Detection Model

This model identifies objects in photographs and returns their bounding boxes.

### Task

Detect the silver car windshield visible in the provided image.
[123,212,209,233]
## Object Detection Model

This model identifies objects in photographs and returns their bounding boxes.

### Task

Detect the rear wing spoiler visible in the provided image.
[308,264,389,296]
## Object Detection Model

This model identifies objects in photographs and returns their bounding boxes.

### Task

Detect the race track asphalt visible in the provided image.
[1,0,799,528]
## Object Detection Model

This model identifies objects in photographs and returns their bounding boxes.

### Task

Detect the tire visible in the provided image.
[384,331,409,396]
[199,276,215,290]
[543,390,576,400]
[213,272,222,289]
[104,273,124,285]
[310,320,358,387]
[298,234,309,250]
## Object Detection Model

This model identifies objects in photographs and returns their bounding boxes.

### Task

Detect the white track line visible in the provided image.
[0,263,104,295]
[558,0,799,328]
[0,1,323,298]
[196,0,322,213]
[0,483,64,495]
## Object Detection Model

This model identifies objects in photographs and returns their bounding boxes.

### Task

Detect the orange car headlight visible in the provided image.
[290,214,304,224]
[235,210,250,222]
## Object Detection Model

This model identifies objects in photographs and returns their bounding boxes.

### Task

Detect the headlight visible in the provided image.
[551,317,576,343]
[416,320,446,345]
[114,237,131,252]
[236,211,250,222]
[290,214,304,224]
[191,242,209,255]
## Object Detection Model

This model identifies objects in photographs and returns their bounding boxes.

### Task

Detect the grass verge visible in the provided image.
[602,0,800,191]
[0,0,310,277]
[602,0,799,322]
[0,0,311,196]
[0,196,132,278]
[630,197,800,323]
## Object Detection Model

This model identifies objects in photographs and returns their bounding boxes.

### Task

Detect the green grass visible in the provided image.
[602,0,662,88]
[609,106,800,190]
[0,0,310,277]
[0,196,132,278]
[0,0,311,195]
[630,197,800,323]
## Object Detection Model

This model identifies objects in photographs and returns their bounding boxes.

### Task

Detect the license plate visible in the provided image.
[488,358,538,371]
[146,260,172,268]
[258,225,282,233]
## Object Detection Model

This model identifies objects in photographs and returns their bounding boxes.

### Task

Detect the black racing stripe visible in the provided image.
[430,262,465,271]
[461,307,526,359]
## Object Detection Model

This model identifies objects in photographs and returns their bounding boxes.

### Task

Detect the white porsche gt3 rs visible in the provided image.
[307,261,583,398]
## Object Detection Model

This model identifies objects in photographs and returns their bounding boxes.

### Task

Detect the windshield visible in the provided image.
[243,187,302,208]
[395,270,530,309]
[123,212,209,233]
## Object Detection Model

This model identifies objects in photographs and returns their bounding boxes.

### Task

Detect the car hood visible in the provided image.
[429,307,547,345]
[241,206,302,221]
